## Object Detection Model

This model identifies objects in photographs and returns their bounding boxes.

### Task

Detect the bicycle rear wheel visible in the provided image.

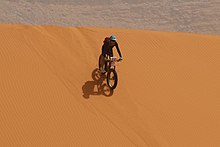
[107,69,118,90]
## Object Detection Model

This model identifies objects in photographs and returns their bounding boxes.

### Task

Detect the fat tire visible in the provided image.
[107,69,118,90]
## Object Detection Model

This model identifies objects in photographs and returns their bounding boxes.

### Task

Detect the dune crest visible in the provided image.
[0,24,220,146]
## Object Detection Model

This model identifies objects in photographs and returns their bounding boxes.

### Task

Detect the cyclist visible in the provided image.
[100,35,123,73]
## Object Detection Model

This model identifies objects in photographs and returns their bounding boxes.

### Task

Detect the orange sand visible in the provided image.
[0,24,220,146]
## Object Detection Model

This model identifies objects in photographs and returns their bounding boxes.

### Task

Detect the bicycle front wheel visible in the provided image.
[107,69,118,90]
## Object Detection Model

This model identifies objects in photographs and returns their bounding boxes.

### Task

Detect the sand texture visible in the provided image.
[0,24,220,146]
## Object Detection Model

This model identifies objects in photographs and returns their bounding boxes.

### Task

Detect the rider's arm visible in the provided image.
[115,42,122,58]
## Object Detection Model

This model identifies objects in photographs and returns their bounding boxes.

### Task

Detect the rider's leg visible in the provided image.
[100,46,106,70]
[100,54,106,73]
[100,55,104,68]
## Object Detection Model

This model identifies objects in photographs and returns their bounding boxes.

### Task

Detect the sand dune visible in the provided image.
[0,0,220,34]
[0,24,220,146]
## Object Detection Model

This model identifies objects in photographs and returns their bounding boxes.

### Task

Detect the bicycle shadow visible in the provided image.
[82,68,114,99]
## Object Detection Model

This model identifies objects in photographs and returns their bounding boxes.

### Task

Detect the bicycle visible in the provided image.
[98,55,121,90]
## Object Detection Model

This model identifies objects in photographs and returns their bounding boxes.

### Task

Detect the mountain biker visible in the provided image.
[100,35,123,73]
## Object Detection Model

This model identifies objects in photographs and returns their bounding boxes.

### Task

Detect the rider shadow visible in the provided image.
[82,68,114,99]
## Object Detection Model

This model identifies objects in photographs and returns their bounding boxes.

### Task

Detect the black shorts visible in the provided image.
[102,48,113,57]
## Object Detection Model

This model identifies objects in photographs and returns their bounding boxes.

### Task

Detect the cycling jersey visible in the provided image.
[101,41,122,57]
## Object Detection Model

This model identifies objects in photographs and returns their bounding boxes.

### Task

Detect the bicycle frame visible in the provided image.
[106,56,118,70]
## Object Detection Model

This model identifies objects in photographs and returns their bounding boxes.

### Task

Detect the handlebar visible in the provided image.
[105,58,122,62]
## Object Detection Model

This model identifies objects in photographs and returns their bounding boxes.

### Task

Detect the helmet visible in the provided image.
[110,35,117,41]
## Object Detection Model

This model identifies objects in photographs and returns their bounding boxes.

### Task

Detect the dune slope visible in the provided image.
[0,24,220,146]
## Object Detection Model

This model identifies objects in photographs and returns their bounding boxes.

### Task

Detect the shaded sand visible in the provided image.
[0,24,220,146]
